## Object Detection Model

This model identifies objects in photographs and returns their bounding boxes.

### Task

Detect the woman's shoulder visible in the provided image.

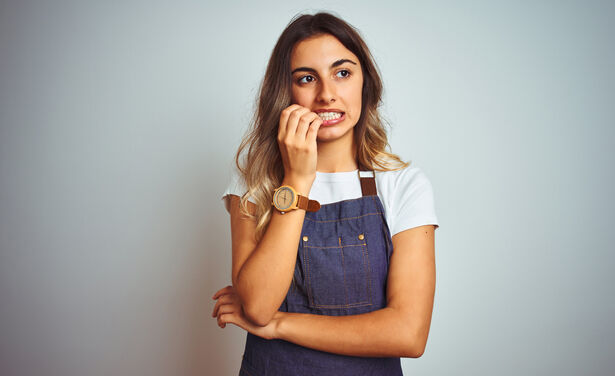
[375,160,432,190]
[375,160,439,234]
[221,166,255,213]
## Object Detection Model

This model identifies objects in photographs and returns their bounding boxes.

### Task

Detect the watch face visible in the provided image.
[274,186,295,210]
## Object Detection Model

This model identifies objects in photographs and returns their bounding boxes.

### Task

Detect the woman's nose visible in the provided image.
[317,80,336,103]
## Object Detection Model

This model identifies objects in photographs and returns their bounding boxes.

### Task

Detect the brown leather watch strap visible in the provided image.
[297,195,321,212]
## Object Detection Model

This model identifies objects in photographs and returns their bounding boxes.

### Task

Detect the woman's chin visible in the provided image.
[316,127,353,143]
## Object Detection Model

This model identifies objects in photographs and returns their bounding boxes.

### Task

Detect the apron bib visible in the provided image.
[239,169,403,376]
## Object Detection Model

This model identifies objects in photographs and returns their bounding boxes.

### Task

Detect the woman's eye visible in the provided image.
[336,70,351,78]
[296,70,350,84]
[298,75,315,84]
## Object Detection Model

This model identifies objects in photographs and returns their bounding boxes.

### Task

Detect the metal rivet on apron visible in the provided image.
[303,235,308,241]
[358,234,364,240]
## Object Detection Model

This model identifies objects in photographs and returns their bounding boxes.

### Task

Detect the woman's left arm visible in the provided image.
[274,224,436,358]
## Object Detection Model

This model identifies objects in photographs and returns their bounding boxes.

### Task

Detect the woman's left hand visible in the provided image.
[211,285,282,340]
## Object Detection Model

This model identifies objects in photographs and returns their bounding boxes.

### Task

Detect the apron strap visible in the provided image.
[358,166,377,196]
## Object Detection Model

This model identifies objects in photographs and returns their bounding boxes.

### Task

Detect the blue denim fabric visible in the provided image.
[239,190,403,376]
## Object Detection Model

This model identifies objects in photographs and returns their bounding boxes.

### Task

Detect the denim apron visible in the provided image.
[239,169,403,376]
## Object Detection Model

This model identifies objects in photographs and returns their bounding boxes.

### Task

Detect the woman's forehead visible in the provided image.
[290,34,359,69]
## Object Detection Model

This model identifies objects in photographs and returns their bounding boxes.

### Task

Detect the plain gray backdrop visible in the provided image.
[1,0,613,375]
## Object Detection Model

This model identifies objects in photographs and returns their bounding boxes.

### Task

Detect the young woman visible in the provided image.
[212,12,439,375]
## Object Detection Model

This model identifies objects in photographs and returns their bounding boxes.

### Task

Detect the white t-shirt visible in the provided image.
[221,163,439,236]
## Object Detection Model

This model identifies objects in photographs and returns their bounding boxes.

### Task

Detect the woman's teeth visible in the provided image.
[318,112,343,121]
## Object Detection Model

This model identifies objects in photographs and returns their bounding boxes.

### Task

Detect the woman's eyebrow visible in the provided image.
[291,58,357,74]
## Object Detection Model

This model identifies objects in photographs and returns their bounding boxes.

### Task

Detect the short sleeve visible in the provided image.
[221,167,256,214]
[391,167,439,236]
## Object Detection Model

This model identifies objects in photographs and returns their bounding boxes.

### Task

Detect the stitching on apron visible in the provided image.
[304,238,314,307]
[303,243,365,249]
[362,237,372,305]
[339,237,349,307]
[304,212,383,223]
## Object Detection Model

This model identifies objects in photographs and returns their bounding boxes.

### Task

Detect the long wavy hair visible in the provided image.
[235,11,409,241]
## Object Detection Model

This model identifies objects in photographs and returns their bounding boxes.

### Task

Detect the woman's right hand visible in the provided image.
[277,104,322,187]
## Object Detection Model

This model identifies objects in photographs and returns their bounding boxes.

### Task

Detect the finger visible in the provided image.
[211,285,233,300]
[218,313,230,328]
[278,104,303,141]
[211,294,231,317]
[218,313,238,329]
[306,116,323,144]
[216,304,236,317]
[284,107,311,139]
[219,312,250,332]
[295,112,321,142]
[211,286,226,300]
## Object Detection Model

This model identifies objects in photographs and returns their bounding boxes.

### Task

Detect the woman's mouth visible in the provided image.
[317,111,345,126]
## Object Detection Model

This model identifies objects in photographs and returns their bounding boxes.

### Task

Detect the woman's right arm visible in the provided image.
[230,105,322,327]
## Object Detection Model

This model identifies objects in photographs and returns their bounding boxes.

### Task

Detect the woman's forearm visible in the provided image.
[235,178,312,326]
[274,308,425,358]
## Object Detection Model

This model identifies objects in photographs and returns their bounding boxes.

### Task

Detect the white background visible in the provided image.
[1,1,613,375]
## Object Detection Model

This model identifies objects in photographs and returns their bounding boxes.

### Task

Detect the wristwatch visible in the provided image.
[272,185,320,214]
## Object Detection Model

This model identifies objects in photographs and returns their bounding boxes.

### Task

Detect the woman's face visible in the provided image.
[290,33,363,143]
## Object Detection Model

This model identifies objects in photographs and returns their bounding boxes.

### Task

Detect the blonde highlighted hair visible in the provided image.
[234,12,409,241]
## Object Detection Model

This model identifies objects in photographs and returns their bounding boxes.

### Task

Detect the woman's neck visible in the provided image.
[316,132,358,173]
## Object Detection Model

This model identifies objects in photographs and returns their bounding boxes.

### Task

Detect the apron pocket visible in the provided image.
[300,234,372,309]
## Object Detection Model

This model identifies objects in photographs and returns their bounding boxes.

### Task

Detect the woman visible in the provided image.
[212,11,439,375]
